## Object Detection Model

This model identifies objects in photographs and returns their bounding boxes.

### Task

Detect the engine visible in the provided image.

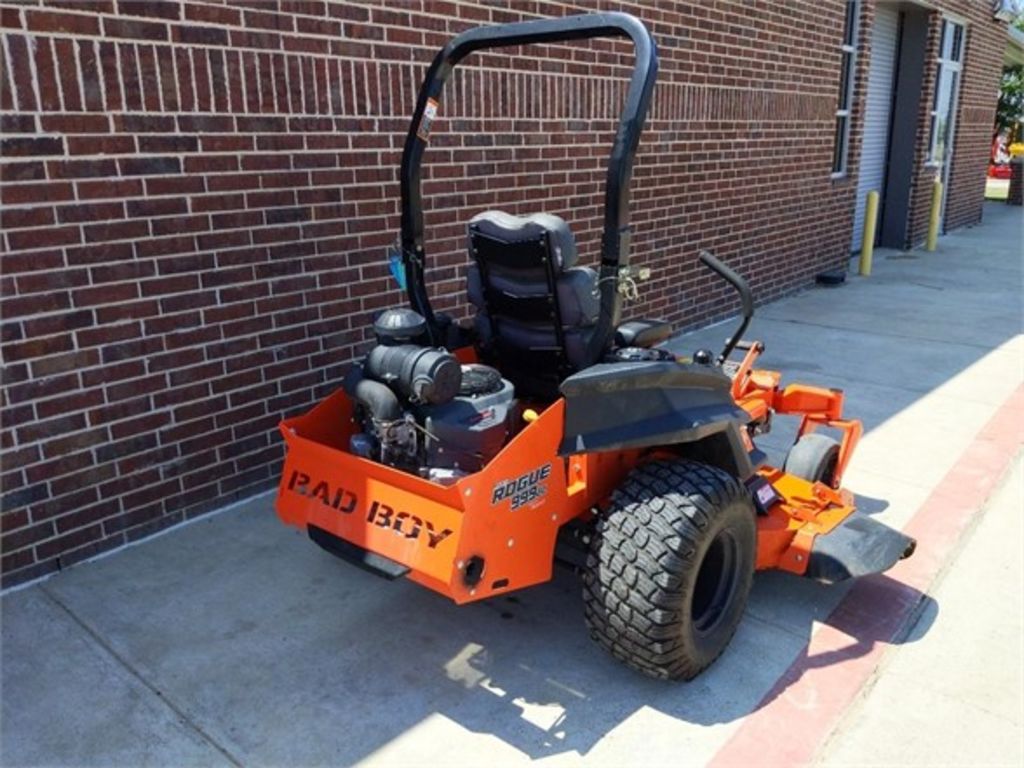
[343,309,518,483]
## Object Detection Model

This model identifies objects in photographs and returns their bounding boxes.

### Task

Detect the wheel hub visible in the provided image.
[691,529,741,635]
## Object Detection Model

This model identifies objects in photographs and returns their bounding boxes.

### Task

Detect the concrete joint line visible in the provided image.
[39,586,244,768]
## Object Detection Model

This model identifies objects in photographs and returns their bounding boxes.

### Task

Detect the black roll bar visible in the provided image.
[398,12,658,347]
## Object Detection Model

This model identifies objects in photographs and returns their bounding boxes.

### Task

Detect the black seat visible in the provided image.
[467,211,600,399]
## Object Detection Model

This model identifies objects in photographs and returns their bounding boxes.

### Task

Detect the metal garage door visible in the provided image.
[852,4,900,252]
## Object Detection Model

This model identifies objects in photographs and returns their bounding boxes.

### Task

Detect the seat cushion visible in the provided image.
[474,314,595,370]
[467,263,599,328]
[466,210,600,397]
[468,210,578,268]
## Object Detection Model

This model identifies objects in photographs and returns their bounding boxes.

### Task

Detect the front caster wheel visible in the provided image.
[784,433,841,487]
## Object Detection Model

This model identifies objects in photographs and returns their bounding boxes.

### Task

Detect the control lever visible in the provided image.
[698,250,754,365]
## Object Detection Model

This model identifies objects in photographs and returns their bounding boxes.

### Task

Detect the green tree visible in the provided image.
[998,14,1024,141]
[998,66,1023,139]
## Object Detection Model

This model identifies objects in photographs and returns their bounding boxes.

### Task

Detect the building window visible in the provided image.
[832,0,859,177]
[928,19,964,167]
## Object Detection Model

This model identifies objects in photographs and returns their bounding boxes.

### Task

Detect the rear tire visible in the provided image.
[582,459,756,680]
[784,433,840,487]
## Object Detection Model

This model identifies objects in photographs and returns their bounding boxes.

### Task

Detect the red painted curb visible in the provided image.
[710,384,1024,767]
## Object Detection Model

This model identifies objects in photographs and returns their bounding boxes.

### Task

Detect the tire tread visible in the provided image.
[582,459,753,680]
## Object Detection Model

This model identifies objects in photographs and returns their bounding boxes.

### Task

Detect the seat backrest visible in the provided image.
[467,211,599,399]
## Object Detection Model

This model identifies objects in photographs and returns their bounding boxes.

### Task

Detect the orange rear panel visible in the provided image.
[276,389,632,603]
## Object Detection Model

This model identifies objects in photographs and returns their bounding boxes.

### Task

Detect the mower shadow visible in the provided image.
[344,563,936,762]
[17,500,929,767]
[851,492,890,516]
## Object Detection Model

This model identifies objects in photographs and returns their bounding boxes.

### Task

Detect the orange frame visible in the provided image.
[276,343,865,602]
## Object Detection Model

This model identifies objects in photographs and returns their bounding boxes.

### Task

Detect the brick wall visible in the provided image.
[0,0,1003,588]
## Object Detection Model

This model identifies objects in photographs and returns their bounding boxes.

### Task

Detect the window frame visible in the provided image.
[927,18,965,168]
[831,0,860,179]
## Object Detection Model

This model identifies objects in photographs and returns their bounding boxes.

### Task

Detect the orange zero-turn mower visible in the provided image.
[276,12,916,680]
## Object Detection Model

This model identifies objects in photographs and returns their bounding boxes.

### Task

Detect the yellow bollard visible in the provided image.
[859,190,879,276]
[926,177,943,252]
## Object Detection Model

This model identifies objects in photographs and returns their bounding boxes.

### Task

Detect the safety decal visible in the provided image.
[417,98,439,141]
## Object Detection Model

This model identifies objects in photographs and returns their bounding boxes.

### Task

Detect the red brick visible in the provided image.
[36,389,104,420]
[184,2,240,25]
[26,9,101,35]
[7,225,81,252]
[7,373,80,405]
[95,41,122,111]
[33,37,61,112]
[17,412,86,444]
[114,113,176,133]
[15,268,89,294]
[3,181,62,205]
[4,35,36,111]
[57,201,126,225]
[31,349,100,379]
[78,39,105,111]
[101,501,163,536]
[1,137,64,157]
[35,523,104,561]
[0,160,45,182]
[40,114,111,133]
[110,411,171,440]
[1,207,55,230]
[192,46,212,112]
[48,158,118,179]
[100,335,163,364]
[102,17,169,40]
[1,446,41,472]
[54,38,83,111]
[0,6,21,29]
[3,334,75,364]
[23,310,94,338]
[4,521,56,552]
[88,305,151,332]
[145,176,205,196]
[82,219,149,244]
[76,177,143,199]
[74,282,140,308]
[137,44,161,111]
[119,1,181,20]
[126,196,186,219]
[86,384,145,418]
[54,497,120,534]
[65,241,134,266]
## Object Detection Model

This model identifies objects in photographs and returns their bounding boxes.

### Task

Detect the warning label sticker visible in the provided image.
[417,98,439,141]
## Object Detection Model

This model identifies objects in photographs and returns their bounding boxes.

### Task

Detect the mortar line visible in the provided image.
[38,586,244,767]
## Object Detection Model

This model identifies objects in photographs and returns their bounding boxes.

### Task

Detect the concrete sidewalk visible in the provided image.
[2,203,1021,767]
[820,456,1022,767]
